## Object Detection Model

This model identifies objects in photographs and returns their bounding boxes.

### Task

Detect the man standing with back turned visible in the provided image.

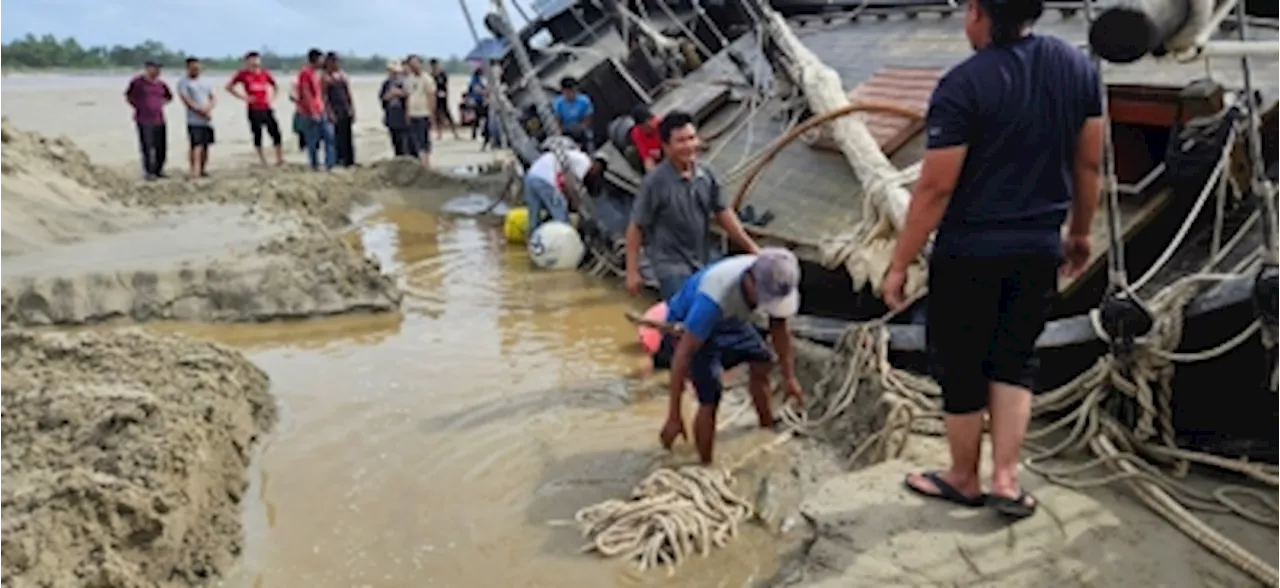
[626,110,760,301]
[227,51,284,166]
[882,0,1103,520]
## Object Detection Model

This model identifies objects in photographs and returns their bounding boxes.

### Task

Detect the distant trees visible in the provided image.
[0,34,473,73]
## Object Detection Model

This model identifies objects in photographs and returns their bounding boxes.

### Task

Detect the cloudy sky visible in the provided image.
[1,0,530,57]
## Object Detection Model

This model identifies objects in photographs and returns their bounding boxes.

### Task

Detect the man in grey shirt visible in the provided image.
[625,110,760,300]
[176,57,216,178]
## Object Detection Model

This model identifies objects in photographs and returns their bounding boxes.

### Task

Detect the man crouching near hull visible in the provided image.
[655,248,806,464]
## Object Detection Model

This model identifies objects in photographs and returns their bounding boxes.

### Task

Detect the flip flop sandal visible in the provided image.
[989,491,1038,520]
[903,471,988,508]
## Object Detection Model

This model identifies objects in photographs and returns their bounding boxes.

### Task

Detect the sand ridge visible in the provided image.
[0,328,277,587]
[0,118,513,327]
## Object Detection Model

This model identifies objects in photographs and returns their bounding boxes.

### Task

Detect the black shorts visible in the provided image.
[408,117,432,154]
[926,255,1058,415]
[247,109,282,147]
[187,125,215,147]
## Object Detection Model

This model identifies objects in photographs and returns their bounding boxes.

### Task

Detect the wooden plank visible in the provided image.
[803,66,941,157]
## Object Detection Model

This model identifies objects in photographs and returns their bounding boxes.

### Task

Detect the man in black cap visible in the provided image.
[124,60,173,179]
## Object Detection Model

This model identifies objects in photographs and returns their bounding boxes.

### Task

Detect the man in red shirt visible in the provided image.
[629,104,662,173]
[295,48,336,171]
[226,51,284,166]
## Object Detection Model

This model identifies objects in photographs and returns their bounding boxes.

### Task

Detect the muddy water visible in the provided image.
[162,201,793,587]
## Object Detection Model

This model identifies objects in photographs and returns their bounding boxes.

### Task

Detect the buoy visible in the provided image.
[504,207,529,244]
[638,301,667,354]
[528,220,585,269]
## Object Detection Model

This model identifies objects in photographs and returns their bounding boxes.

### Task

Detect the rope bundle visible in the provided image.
[574,466,754,574]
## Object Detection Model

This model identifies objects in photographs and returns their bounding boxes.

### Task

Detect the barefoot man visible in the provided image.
[226,51,284,166]
[656,248,805,464]
[176,57,216,178]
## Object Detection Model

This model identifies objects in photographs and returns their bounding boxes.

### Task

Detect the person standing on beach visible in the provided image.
[553,76,595,151]
[226,51,284,166]
[430,58,461,141]
[296,48,336,171]
[466,67,489,145]
[380,60,412,157]
[176,57,216,178]
[881,0,1102,520]
[322,52,357,167]
[403,54,436,169]
[625,110,760,301]
[125,60,173,180]
[654,249,805,465]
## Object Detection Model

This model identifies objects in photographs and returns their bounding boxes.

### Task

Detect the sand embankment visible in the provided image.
[0,118,416,326]
[0,329,277,586]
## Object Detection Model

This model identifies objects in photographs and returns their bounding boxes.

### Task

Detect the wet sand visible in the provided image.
[2,75,1277,588]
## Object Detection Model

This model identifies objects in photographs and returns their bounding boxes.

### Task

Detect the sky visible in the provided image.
[0,0,525,57]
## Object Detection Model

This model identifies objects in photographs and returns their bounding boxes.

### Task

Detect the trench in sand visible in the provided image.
[139,193,820,587]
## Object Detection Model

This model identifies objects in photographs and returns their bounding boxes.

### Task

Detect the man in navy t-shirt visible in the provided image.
[882,0,1104,519]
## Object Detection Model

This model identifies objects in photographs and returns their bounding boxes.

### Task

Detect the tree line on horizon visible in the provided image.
[1,34,475,74]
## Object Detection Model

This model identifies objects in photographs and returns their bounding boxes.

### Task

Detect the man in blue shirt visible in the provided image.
[654,248,806,464]
[553,76,595,150]
[882,0,1103,519]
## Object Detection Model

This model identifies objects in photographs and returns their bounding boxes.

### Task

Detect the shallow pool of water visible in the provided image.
[156,203,794,587]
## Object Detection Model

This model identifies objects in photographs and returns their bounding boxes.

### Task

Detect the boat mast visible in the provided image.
[1228,0,1279,264]
[458,0,483,49]
[487,0,562,137]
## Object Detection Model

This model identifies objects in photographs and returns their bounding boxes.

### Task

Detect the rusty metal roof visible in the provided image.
[803,66,943,156]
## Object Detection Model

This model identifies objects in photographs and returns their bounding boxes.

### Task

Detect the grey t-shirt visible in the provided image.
[176,76,213,127]
[629,160,726,280]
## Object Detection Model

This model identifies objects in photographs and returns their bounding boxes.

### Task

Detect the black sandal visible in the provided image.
[989,491,1038,520]
[903,471,987,508]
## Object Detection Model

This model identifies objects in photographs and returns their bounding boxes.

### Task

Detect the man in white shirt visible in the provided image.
[403,54,437,168]
[523,146,604,237]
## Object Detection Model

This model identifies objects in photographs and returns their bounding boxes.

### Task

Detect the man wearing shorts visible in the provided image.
[226,51,283,166]
[177,57,216,178]
[404,54,436,168]
[655,248,805,465]
[882,0,1103,519]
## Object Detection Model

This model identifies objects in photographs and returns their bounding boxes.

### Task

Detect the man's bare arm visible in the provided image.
[225,79,246,101]
[626,223,644,271]
[888,145,967,272]
[769,318,797,381]
[715,209,760,254]
[1069,117,1105,237]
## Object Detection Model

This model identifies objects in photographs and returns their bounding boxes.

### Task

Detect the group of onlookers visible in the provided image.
[123,50,485,179]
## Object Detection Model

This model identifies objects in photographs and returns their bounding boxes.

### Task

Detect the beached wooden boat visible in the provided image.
[466,0,1278,460]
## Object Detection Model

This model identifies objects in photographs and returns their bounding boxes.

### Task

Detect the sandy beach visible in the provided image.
[1,72,495,175]
[1,72,1276,588]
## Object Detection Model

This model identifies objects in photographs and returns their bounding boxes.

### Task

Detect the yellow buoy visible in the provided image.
[504,207,530,244]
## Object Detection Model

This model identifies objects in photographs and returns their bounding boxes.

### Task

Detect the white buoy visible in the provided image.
[528,221,585,270]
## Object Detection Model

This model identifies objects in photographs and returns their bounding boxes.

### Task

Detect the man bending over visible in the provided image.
[656,248,806,464]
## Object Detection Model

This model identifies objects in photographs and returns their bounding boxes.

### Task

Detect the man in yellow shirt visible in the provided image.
[403,54,437,168]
